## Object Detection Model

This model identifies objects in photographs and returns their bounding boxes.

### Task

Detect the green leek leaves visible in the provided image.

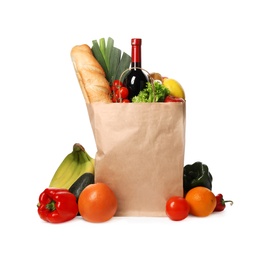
[91,37,131,85]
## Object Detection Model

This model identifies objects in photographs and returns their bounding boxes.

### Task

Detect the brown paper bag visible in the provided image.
[86,101,186,216]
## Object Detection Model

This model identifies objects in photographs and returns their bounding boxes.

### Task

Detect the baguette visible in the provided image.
[70,44,112,103]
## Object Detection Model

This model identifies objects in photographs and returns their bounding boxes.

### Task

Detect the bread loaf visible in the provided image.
[71,44,111,103]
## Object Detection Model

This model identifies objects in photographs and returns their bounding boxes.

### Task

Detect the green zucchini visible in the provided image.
[69,172,94,202]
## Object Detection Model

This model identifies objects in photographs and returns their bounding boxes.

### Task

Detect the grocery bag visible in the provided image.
[86,101,186,216]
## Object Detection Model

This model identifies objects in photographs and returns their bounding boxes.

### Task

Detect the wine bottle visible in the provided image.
[123,38,148,101]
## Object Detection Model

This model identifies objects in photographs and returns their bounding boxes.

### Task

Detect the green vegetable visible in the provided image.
[91,37,131,85]
[183,162,213,196]
[109,47,121,83]
[132,81,170,103]
[69,172,94,203]
[91,39,110,80]
[68,172,94,215]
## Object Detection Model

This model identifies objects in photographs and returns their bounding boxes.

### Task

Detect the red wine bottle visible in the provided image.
[123,38,148,101]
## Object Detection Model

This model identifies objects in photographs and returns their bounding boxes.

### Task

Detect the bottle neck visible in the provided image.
[131,61,142,68]
[131,42,142,69]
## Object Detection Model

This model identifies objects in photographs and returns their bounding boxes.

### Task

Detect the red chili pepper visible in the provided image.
[37,188,78,223]
[164,95,184,102]
[214,193,233,212]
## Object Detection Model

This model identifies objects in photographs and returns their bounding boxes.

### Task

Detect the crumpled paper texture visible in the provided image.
[86,102,186,216]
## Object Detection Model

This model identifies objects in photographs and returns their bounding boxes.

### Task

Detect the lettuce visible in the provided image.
[132,81,170,103]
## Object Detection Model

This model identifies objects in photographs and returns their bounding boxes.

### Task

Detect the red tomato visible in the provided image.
[164,95,184,102]
[113,80,124,88]
[111,95,118,103]
[110,85,117,94]
[115,86,129,100]
[166,196,190,221]
[122,99,130,103]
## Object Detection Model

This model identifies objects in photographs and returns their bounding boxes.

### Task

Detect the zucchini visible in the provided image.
[69,172,94,202]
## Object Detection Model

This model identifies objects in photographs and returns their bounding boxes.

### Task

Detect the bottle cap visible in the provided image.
[131,38,142,46]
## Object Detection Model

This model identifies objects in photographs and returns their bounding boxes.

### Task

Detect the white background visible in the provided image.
[1,0,275,259]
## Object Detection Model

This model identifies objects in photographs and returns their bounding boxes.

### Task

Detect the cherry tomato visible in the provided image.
[110,85,117,93]
[166,196,190,221]
[111,95,118,103]
[115,86,129,100]
[122,99,130,103]
[113,80,124,88]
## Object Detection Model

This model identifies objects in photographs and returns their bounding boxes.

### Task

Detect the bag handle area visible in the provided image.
[116,67,155,103]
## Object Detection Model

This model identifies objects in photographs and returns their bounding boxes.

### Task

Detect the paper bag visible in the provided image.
[86,102,186,216]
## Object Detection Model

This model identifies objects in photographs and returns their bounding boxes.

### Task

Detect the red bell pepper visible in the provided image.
[214,193,233,212]
[37,188,78,223]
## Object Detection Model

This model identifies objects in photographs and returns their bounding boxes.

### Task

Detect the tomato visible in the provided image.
[115,86,129,100]
[122,99,130,103]
[166,196,190,221]
[113,80,124,88]
[111,95,118,103]
[111,80,129,102]
[110,85,117,94]
[164,95,184,103]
